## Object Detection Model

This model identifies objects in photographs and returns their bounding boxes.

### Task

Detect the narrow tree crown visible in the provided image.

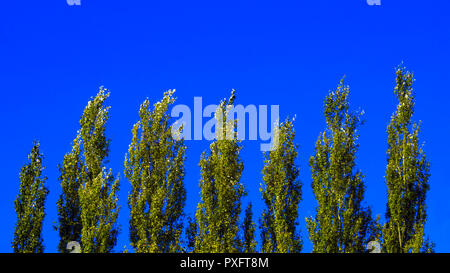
[195,90,245,253]
[125,89,186,253]
[307,79,376,253]
[383,67,431,253]
[13,141,49,253]
[260,119,302,253]
[72,87,120,253]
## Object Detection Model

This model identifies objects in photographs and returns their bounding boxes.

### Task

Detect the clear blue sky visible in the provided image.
[1,0,449,253]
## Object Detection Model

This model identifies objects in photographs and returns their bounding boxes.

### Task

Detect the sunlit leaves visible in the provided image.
[195,91,245,253]
[260,119,302,253]
[12,141,49,253]
[383,67,432,253]
[124,90,186,253]
[307,79,377,253]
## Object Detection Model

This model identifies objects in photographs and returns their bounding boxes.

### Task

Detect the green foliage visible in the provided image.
[13,70,437,253]
[383,67,431,253]
[12,141,49,253]
[306,79,376,253]
[79,168,119,253]
[56,134,83,252]
[185,216,198,253]
[195,91,245,253]
[79,87,120,253]
[242,203,257,253]
[56,87,120,253]
[124,90,186,253]
[260,119,302,253]
[422,238,435,253]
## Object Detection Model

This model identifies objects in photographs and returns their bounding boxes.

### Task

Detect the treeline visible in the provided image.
[12,66,434,253]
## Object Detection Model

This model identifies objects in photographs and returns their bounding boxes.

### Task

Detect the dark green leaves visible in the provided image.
[195,91,245,253]
[307,79,375,253]
[13,141,49,253]
[260,119,302,253]
[57,87,120,253]
[125,90,186,253]
[383,67,431,253]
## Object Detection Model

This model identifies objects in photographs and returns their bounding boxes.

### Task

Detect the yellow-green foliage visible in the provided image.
[195,91,245,253]
[78,88,120,253]
[12,141,49,253]
[124,90,186,253]
[260,119,302,253]
[56,134,83,252]
[56,87,120,253]
[383,67,432,253]
[242,203,257,253]
[306,79,376,253]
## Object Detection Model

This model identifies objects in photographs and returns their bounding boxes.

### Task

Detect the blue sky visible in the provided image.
[1,0,449,253]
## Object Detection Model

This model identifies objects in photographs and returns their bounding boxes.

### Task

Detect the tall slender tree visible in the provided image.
[260,119,302,253]
[124,90,186,253]
[57,87,119,253]
[383,67,432,253]
[56,134,83,253]
[12,141,49,253]
[78,87,120,253]
[242,203,257,253]
[306,79,376,253]
[195,91,245,253]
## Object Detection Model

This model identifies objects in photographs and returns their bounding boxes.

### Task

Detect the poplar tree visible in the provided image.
[242,203,257,253]
[124,90,186,253]
[79,87,120,253]
[57,87,119,253]
[260,119,302,253]
[306,79,376,253]
[195,91,245,253]
[383,67,431,253]
[79,167,119,253]
[56,134,83,252]
[12,141,49,253]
